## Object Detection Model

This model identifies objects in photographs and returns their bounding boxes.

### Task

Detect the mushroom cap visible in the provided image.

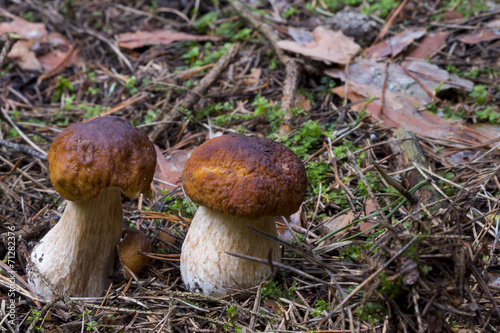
[182,134,307,219]
[48,116,156,202]
[119,228,152,279]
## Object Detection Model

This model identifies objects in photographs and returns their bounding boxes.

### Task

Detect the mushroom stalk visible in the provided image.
[29,188,123,299]
[180,206,280,296]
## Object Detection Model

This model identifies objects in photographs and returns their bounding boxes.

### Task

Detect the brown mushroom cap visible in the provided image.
[119,228,152,279]
[48,116,156,202]
[182,134,307,219]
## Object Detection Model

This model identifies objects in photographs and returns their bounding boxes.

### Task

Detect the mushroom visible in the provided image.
[28,116,156,299]
[180,134,307,296]
[119,228,152,279]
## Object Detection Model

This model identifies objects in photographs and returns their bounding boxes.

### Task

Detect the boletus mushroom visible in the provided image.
[119,228,152,279]
[28,116,156,299]
[180,134,307,296]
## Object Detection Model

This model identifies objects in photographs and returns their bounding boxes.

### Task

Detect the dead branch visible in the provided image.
[149,43,240,142]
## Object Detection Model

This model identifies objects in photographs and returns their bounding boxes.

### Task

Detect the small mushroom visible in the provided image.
[28,116,156,299]
[119,228,152,279]
[180,134,307,296]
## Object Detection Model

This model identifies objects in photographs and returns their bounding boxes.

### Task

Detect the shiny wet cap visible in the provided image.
[48,116,156,202]
[182,134,307,219]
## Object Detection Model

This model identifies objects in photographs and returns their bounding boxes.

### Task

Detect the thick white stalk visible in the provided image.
[180,206,280,296]
[28,188,123,299]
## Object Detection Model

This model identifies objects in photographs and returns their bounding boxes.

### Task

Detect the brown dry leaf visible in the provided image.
[400,256,419,285]
[277,208,302,242]
[38,49,82,72]
[158,227,177,247]
[435,149,478,166]
[297,94,312,112]
[441,11,463,21]
[243,68,262,85]
[488,271,500,290]
[327,60,497,144]
[154,145,192,191]
[277,26,361,65]
[263,299,281,312]
[2,19,81,72]
[117,30,222,49]
[457,19,500,44]
[360,198,378,234]
[406,31,450,59]
[0,19,47,40]
[332,82,492,144]
[327,59,473,105]
[365,28,426,59]
[47,32,69,48]
[457,29,500,44]
[319,211,354,237]
[7,41,42,72]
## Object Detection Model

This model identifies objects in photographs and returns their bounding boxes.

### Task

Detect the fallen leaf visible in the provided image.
[457,19,500,44]
[319,211,354,236]
[47,32,69,48]
[7,41,42,71]
[360,198,378,234]
[326,59,473,105]
[38,49,82,72]
[488,271,500,290]
[327,60,496,144]
[263,299,281,312]
[117,30,222,49]
[436,149,478,166]
[1,18,81,73]
[154,145,192,191]
[158,227,177,246]
[401,256,419,285]
[0,19,47,40]
[243,68,262,85]
[297,94,312,112]
[441,11,463,21]
[277,208,302,242]
[332,81,492,144]
[406,31,450,59]
[288,27,314,45]
[457,29,500,44]
[365,28,426,59]
[278,26,361,65]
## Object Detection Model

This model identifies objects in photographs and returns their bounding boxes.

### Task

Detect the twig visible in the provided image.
[226,252,337,291]
[37,42,80,84]
[162,290,274,320]
[248,282,263,331]
[150,43,240,141]
[26,298,62,333]
[228,0,289,65]
[0,139,48,160]
[85,93,150,122]
[372,0,410,44]
[467,261,500,320]
[0,108,48,158]
[346,149,397,233]
[0,155,48,190]
[401,65,442,103]
[279,59,301,136]
[380,62,388,115]
[372,161,416,204]
[318,235,420,327]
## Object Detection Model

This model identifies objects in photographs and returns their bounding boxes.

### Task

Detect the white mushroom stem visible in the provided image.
[180,206,281,296]
[28,188,123,299]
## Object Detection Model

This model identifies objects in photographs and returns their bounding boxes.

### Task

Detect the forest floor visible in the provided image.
[1,0,500,332]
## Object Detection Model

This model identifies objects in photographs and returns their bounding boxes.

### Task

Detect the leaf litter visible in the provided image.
[0,1,500,332]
